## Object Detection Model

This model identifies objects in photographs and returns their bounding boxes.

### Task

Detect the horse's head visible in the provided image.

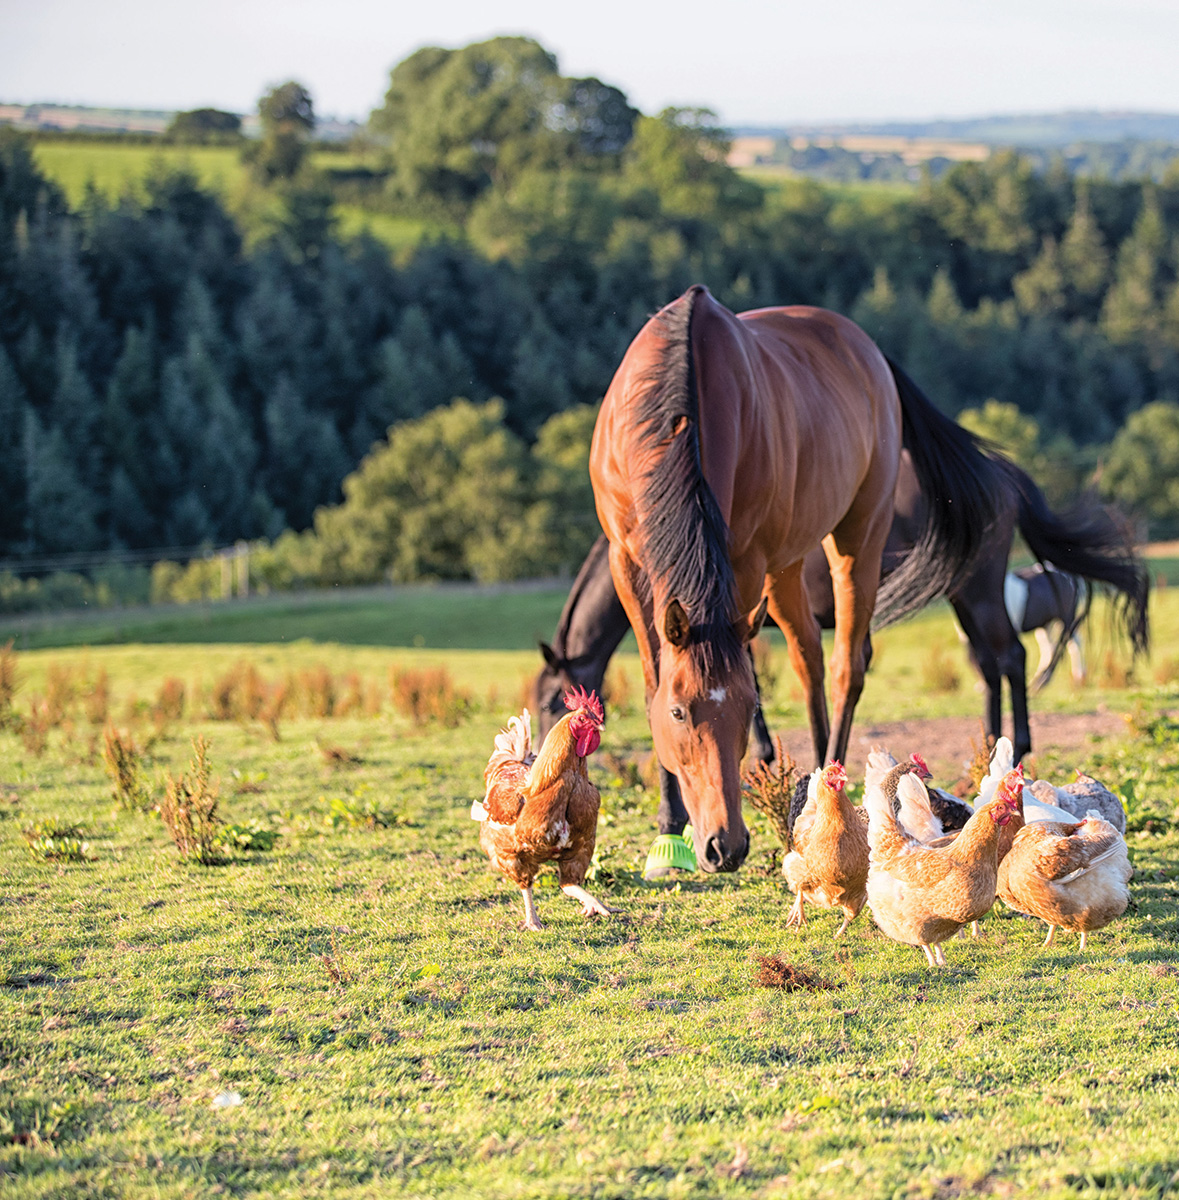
[649,594,768,872]
[533,642,601,743]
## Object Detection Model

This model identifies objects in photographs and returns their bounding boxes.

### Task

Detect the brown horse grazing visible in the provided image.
[589,286,1007,873]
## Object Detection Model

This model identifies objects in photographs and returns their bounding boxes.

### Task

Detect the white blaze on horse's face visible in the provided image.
[709,686,727,704]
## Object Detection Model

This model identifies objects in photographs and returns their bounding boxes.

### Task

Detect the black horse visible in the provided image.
[534,454,1148,846]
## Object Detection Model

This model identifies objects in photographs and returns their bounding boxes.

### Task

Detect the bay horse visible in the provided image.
[588,286,1007,872]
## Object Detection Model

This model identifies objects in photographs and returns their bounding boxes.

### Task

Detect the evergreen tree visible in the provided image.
[0,344,30,552]
[24,414,101,554]
[264,374,350,529]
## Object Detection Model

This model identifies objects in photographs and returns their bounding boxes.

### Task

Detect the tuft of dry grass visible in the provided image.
[0,639,17,729]
[922,643,961,694]
[750,634,780,706]
[743,735,801,852]
[390,666,471,728]
[317,741,362,768]
[602,663,633,716]
[1098,650,1134,690]
[752,954,842,991]
[19,698,52,757]
[159,736,221,865]
[966,724,997,794]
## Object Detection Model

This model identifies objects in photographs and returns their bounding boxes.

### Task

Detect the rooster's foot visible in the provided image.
[786,894,805,928]
[562,884,612,917]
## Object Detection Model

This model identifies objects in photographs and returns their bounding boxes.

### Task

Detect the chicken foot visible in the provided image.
[521,886,543,932]
[921,943,948,967]
[786,892,806,928]
[1043,925,1056,947]
[562,884,612,917]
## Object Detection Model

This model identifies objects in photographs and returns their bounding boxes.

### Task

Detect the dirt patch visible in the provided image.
[769,708,1127,786]
[752,955,841,991]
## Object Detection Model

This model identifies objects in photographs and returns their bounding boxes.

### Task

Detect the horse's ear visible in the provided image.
[735,595,769,644]
[539,641,559,670]
[663,600,691,648]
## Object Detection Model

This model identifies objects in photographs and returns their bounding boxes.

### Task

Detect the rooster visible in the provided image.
[997,814,1132,949]
[783,761,868,937]
[471,687,610,932]
[865,767,1024,966]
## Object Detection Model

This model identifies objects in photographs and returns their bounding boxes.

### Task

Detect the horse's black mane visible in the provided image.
[634,286,743,676]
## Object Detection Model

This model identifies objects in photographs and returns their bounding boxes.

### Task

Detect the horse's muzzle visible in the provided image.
[700,828,750,873]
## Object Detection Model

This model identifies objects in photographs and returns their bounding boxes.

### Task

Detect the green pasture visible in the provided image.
[29,141,447,255]
[3,585,1179,1197]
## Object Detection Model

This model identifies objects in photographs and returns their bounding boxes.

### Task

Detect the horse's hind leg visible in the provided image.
[766,563,828,767]
[823,519,890,764]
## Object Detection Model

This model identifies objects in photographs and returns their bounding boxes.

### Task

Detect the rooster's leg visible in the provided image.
[1079,930,1088,950]
[970,921,980,938]
[521,886,543,932]
[921,944,936,968]
[933,943,947,966]
[786,892,805,928]
[562,884,612,917]
[1043,925,1055,947]
[834,913,850,938]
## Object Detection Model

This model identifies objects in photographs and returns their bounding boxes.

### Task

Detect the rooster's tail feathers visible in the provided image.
[493,709,533,762]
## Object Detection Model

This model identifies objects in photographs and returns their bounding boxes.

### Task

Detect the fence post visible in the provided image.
[235,541,249,598]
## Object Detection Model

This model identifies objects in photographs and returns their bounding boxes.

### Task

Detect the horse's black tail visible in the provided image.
[874,359,1007,628]
[1010,462,1150,658]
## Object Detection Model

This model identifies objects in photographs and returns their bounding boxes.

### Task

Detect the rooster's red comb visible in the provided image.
[563,686,604,725]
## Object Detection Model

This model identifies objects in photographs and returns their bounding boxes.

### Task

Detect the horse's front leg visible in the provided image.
[765,564,828,768]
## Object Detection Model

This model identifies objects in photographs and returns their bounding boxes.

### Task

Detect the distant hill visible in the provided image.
[0,102,361,142]
[735,111,1179,147]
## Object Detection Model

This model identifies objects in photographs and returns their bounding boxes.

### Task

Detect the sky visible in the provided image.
[3,0,1179,126]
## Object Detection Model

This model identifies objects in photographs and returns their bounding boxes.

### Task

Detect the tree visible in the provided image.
[1101,401,1179,537]
[244,81,316,182]
[369,37,636,213]
[958,400,1041,468]
[311,399,547,583]
[165,109,242,144]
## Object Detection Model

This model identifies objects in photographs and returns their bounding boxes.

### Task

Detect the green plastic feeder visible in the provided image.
[643,826,697,879]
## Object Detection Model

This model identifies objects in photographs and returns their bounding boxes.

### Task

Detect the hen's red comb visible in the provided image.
[909,753,932,778]
[823,760,848,791]
[563,686,604,725]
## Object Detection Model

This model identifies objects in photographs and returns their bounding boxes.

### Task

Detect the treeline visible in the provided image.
[3,35,1179,582]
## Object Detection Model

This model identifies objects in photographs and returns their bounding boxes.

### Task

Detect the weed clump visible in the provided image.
[159,736,222,865]
[23,819,91,862]
[216,820,280,853]
[752,954,841,992]
[101,725,153,810]
[966,724,997,793]
[743,736,801,852]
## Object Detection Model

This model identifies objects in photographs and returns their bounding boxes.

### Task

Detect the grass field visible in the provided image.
[3,586,1179,1197]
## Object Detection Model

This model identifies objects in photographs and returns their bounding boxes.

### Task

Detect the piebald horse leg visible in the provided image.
[765,564,828,768]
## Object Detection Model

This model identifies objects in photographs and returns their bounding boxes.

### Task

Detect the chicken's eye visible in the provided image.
[669,704,687,724]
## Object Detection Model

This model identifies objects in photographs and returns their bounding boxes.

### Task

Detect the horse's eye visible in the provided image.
[670,705,687,723]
